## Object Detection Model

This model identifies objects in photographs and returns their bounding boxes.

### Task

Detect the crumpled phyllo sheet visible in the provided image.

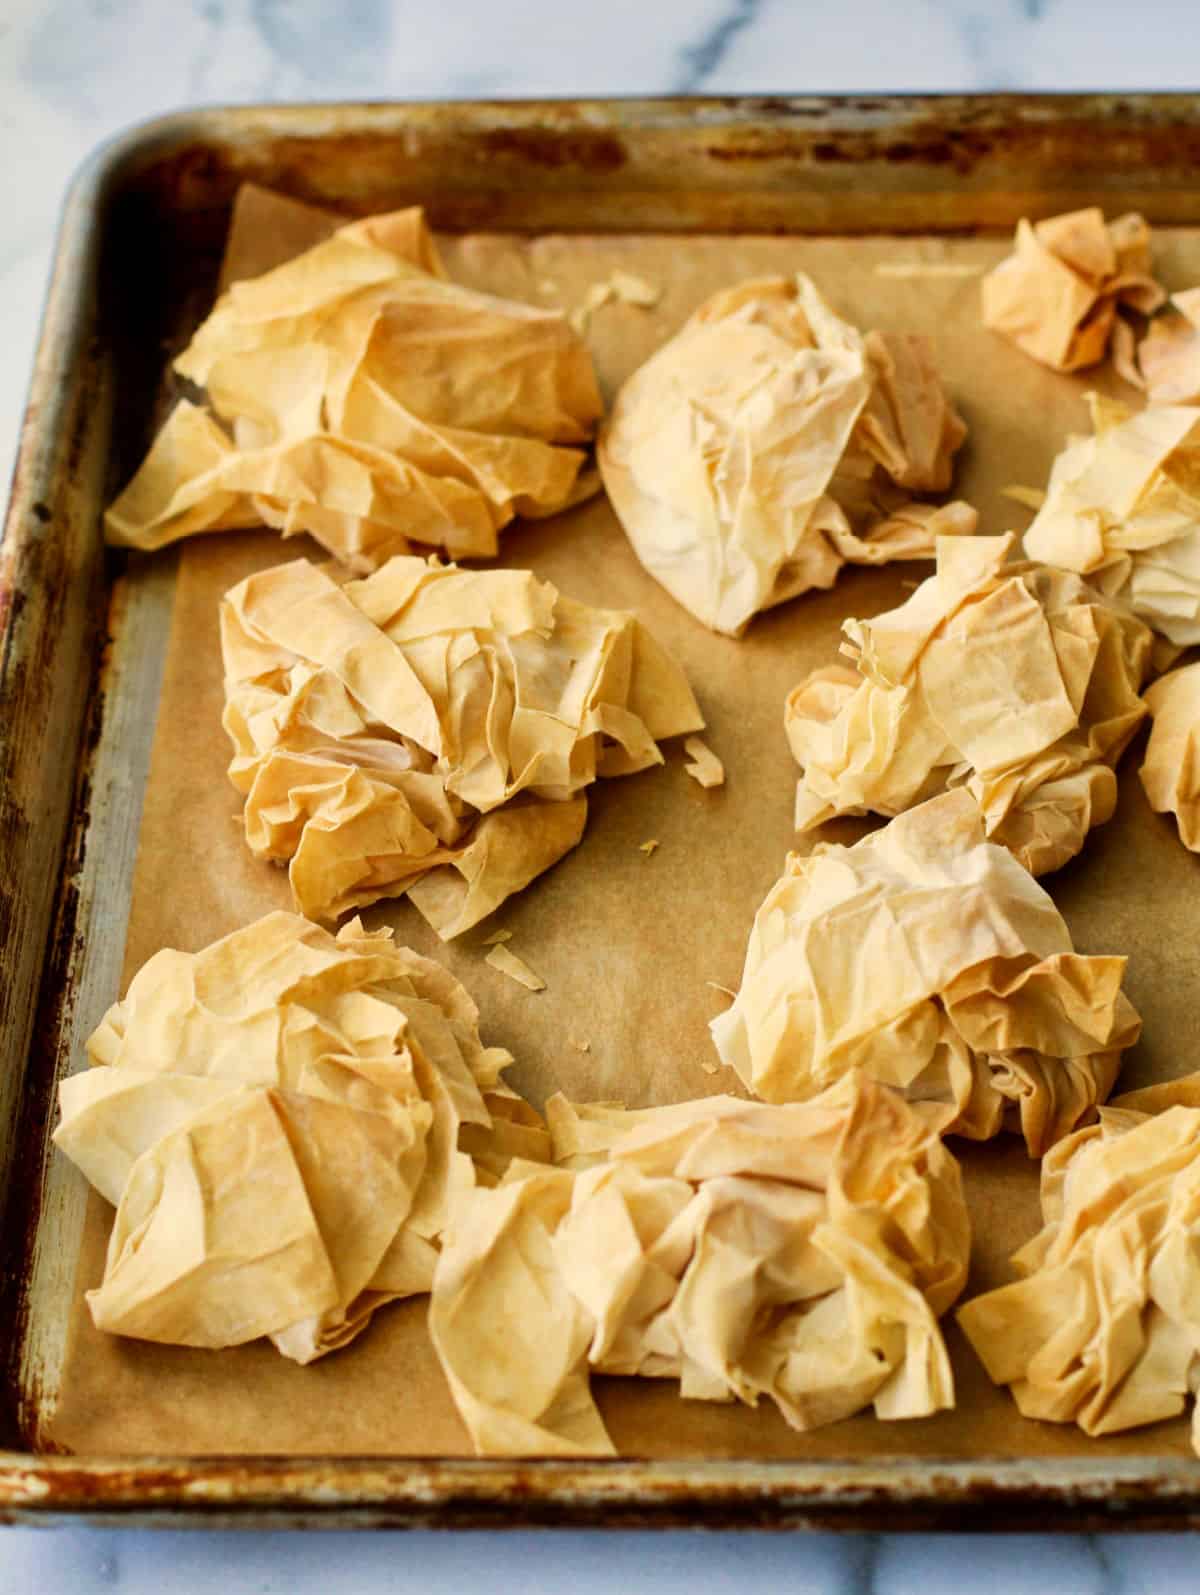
[221,554,703,930]
[104,204,603,570]
[786,534,1153,875]
[709,790,1140,1157]
[958,1074,1200,1454]
[597,272,974,638]
[1137,289,1200,405]
[53,911,548,1363]
[1023,394,1200,646]
[1139,661,1200,849]
[981,208,1165,372]
[428,1070,970,1456]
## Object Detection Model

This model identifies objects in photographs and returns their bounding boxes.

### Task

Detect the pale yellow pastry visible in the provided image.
[105,207,603,570]
[710,790,1140,1155]
[786,534,1152,875]
[959,1074,1200,1455]
[1137,289,1200,404]
[221,555,703,932]
[429,1070,970,1456]
[1023,394,1200,645]
[1139,661,1200,849]
[598,273,973,637]
[981,208,1164,372]
[54,911,547,1362]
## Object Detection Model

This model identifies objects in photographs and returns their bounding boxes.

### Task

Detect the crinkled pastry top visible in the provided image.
[428,1069,970,1456]
[1137,288,1200,405]
[221,554,703,931]
[598,272,973,637]
[786,533,1152,875]
[1023,393,1200,645]
[958,1074,1200,1455]
[1139,661,1200,850]
[709,789,1140,1156]
[104,202,604,570]
[54,911,547,1364]
[981,208,1165,372]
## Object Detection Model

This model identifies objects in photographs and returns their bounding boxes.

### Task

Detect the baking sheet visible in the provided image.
[45,216,1200,1460]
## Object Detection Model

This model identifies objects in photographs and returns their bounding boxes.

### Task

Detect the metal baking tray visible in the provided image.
[4,94,1200,1530]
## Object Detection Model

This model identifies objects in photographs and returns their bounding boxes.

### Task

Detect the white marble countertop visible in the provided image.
[2,0,1198,1587]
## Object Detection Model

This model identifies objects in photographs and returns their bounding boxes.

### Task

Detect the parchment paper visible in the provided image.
[47,214,1200,1460]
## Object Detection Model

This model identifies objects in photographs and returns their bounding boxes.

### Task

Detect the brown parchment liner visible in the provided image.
[45,203,1200,1461]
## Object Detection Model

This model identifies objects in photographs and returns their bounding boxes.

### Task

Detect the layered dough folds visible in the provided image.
[598,273,974,637]
[959,1076,1200,1454]
[1140,662,1200,849]
[981,208,1165,372]
[786,534,1152,875]
[54,912,548,1363]
[429,1071,970,1456]
[709,790,1140,1155]
[1024,395,1200,645]
[1136,289,1200,405]
[221,555,703,931]
[105,206,603,569]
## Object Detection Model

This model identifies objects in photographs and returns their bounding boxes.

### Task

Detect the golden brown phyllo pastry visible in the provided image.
[1136,288,1200,405]
[598,272,974,638]
[53,912,548,1363]
[709,790,1140,1156]
[429,1071,970,1457]
[981,207,1164,372]
[958,1076,1200,1455]
[786,534,1152,875]
[1139,662,1200,850]
[104,207,603,570]
[221,555,703,932]
[1023,395,1200,646]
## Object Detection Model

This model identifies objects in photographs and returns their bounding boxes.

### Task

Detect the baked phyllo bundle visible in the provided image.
[429,1071,970,1457]
[1134,289,1200,405]
[709,790,1141,1157]
[786,534,1152,877]
[1139,661,1200,850]
[104,206,603,571]
[980,208,1165,373]
[221,555,703,933]
[958,1075,1200,1456]
[598,272,975,638]
[1023,395,1200,646]
[53,912,549,1363]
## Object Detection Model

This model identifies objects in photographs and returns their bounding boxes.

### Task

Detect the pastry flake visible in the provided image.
[485,945,546,992]
[1139,661,1200,849]
[709,790,1140,1155]
[981,208,1165,372]
[429,1071,969,1456]
[682,736,725,789]
[222,554,702,932]
[104,201,603,570]
[598,273,973,638]
[1023,395,1200,645]
[54,911,540,1362]
[958,1078,1200,1452]
[786,533,1153,874]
